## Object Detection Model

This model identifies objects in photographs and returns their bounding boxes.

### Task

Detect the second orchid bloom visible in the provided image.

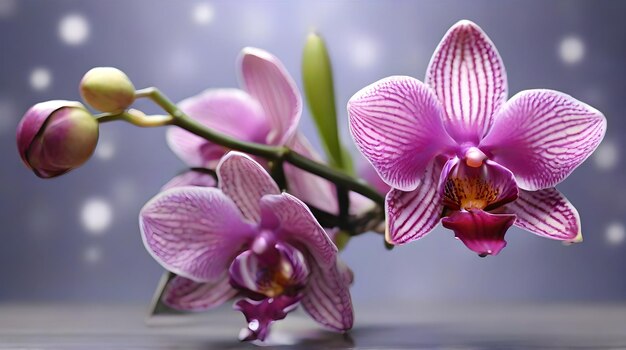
[141,152,353,341]
[348,20,606,256]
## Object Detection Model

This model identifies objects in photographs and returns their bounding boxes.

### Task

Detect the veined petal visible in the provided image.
[480,89,606,191]
[160,170,216,191]
[230,250,264,294]
[348,76,455,192]
[217,152,280,223]
[162,275,237,311]
[507,188,581,241]
[425,20,508,143]
[441,210,516,257]
[301,260,353,332]
[386,161,444,245]
[259,193,337,268]
[167,89,269,167]
[140,187,255,282]
[239,47,302,146]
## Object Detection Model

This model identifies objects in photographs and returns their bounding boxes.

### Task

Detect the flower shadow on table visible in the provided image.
[199,323,626,350]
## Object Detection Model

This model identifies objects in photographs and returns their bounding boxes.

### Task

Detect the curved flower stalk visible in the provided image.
[168,47,368,216]
[348,20,606,256]
[140,152,353,341]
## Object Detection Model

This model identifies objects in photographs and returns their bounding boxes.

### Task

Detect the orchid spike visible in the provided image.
[140,152,353,341]
[166,47,370,216]
[348,20,606,256]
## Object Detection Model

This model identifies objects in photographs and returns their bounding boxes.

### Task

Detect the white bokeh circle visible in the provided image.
[0,0,17,18]
[95,140,116,161]
[593,140,619,171]
[30,67,52,91]
[83,246,103,264]
[606,222,625,245]
[350,36,380,69]
[81,198,113,234]
[559,35,585,65]
[192,3,215,25]
[59,13,90,46]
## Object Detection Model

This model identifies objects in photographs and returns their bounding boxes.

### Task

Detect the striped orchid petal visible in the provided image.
[239,47,302,146]
[385,161,444,244]
[507,188,582,241]
[162,275,237,311]
[481,89,607,191]
[140,187,255,282]
[167,89,269,167]
[217,152,280,223]
[260,193,337,268]
[301,260,353,331]
[348,76,455,192]
[425,20,508,144]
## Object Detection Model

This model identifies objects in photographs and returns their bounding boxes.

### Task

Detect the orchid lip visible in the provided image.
[229,239,309,299]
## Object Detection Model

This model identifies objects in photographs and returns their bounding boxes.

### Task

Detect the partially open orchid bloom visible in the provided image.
[140,152,353,341]
[167,47,368,216]
[348,20,606,256]
[16,100,99,178]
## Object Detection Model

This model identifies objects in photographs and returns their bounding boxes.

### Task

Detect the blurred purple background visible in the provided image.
[1,0,624,303]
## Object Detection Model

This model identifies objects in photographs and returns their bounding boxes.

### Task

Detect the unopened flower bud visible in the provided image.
[80,67,135,113]
[16,100,99,178]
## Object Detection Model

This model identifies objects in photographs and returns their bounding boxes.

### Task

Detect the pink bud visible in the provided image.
[16,100,99,178]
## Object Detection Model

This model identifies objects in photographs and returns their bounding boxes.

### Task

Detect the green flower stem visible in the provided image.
[95,110,173,127]
[133,87,385,206]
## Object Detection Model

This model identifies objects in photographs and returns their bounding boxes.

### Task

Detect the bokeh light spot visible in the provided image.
[192,2,214,25]
[95,140,116,161]
[30,67,52,91]
[606,222,625,245]
[239,6,272,41]
[351,36,379,69]
[112,178,139,210]
[0,0,17,18]
[59,13,90,45]
[81,198,113,234]
[83,246,103,264]
[559,35,585,65]
[593,140,619,171]
[0,98,17,134]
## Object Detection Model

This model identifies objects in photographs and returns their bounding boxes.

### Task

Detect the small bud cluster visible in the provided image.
[16,67,135,177]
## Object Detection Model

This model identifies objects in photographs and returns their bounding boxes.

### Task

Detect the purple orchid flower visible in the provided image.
[140,152,353,341]
[167,47,368,216]
[348,20,606,256]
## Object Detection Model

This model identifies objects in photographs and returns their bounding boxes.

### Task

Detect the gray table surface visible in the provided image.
[0,302,625,349]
